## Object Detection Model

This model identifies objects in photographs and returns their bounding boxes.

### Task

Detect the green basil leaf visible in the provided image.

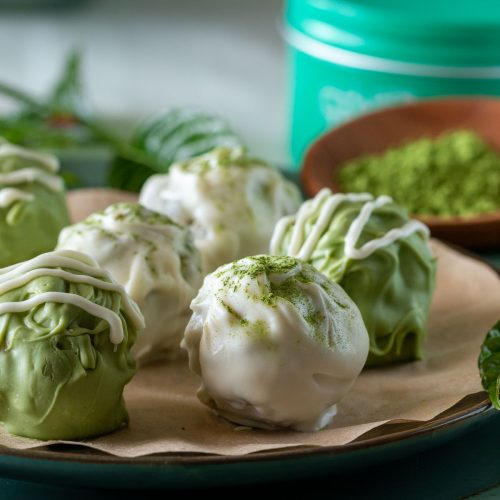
[478,320,500,410]
[108,108,243,192]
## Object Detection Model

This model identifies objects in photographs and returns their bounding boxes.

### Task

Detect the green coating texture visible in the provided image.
[274,197,436,366]
[0,151,70,267]
[478,320,500,410]
[0,264,137,440]
[338,130,500,217]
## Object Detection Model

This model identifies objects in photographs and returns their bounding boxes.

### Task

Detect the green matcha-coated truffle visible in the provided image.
[0,143,70,267]
[271,190,436,367]
[0,250,141,440]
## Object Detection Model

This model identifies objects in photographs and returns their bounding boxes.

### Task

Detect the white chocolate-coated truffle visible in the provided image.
[57,203,202,363]
[182,255,369,431]
[139,147,301,273]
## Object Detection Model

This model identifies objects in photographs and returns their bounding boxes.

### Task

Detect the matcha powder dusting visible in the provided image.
[338,130,500,217]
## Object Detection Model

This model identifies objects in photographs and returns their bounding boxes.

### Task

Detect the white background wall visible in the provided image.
[0,0,287,164]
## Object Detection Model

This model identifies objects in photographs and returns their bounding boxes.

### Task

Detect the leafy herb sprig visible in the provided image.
[0,51,243,191]
[478,320,500,409]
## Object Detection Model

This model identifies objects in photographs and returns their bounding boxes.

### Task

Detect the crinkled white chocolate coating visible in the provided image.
[182,255,369,431]
[139,147,302,273]
[57,203,203,363]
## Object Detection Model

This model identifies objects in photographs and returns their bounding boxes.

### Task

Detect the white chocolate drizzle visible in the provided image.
[0,188,34,208]
[271,188,430,261]
[0,143,63,192]
[0,143,59,172]
[0,167,63,192]
[0,250,144,344]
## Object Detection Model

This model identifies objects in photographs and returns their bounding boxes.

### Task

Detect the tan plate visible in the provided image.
[301,97,500,250]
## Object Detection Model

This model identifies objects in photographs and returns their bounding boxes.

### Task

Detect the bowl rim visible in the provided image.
[301,95,500,225]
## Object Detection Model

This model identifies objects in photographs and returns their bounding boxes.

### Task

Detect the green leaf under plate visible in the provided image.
[478,320,500,410]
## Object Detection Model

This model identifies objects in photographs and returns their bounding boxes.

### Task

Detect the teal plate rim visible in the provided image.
[0,390,492,466]
[0,393,493,491]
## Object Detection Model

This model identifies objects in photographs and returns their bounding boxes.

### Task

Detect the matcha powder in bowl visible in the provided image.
[338,130,500,218]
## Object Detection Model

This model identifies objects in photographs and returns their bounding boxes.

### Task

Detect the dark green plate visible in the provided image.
[0,392,493,490]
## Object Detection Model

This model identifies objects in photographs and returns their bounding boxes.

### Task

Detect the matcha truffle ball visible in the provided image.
[139,147,301,273]
[57,203,203,363]
[182,255,369,431]
[0,249,144,440]
[0,142,70,267]
[271,188,436,367]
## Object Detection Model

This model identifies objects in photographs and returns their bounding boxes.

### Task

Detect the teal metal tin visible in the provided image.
[285,0,500,168]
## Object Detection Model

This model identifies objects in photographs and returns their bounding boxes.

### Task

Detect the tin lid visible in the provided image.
[285,0,500,75]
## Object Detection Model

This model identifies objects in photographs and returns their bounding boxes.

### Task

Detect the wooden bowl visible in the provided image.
[301,97,500,250]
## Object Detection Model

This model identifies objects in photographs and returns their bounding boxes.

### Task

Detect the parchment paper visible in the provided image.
[0,189,498,457]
